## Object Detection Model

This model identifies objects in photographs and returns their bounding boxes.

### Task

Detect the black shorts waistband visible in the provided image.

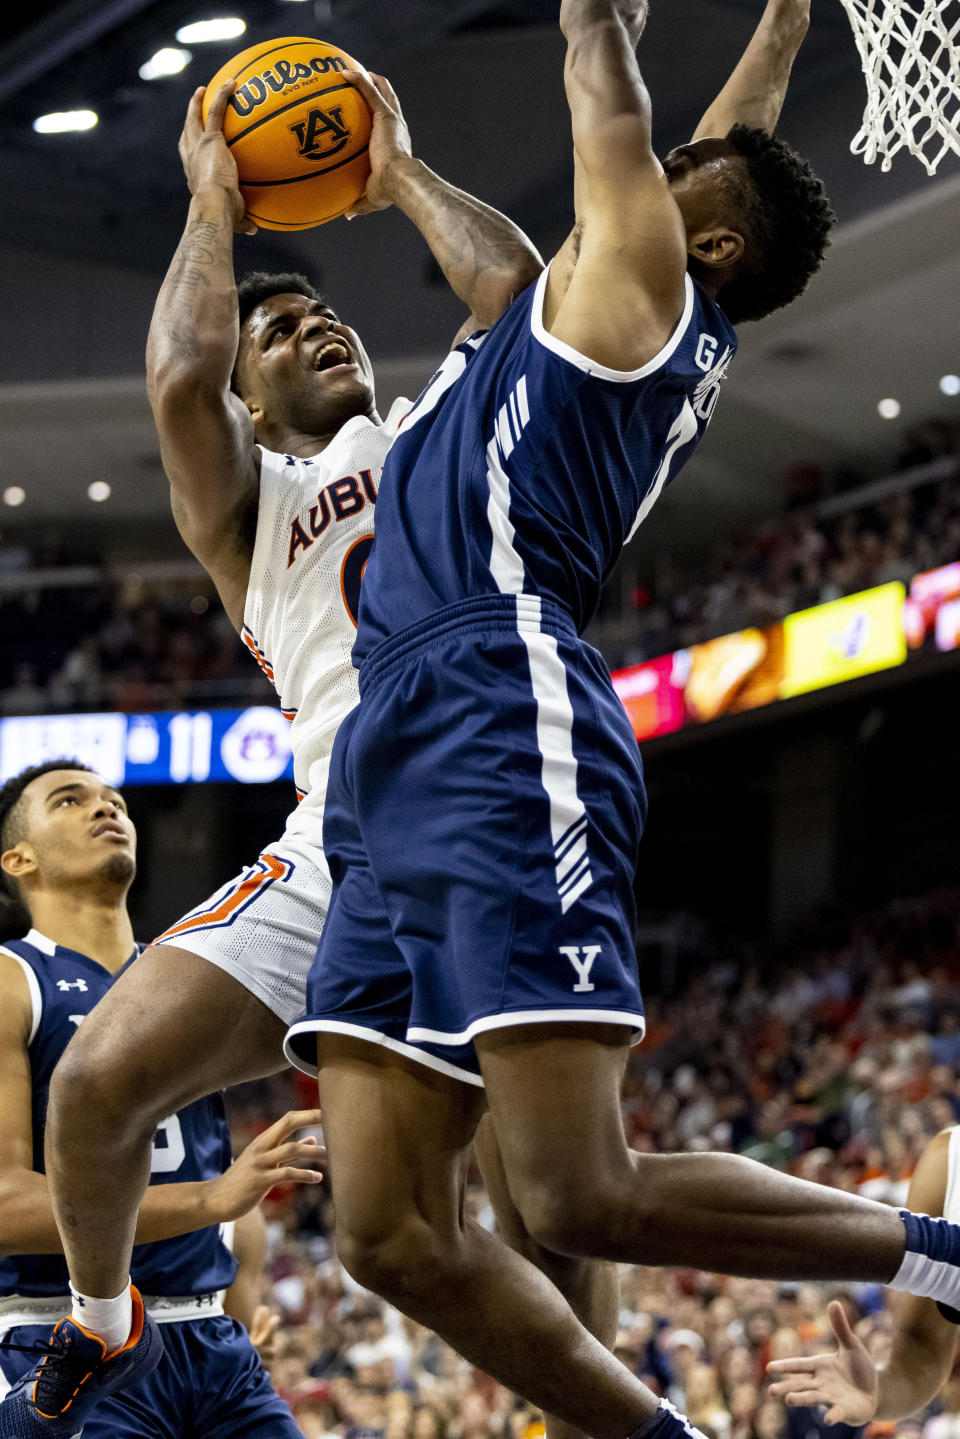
[358,594,579,695]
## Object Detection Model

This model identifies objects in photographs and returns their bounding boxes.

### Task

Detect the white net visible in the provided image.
[837,0,960,173]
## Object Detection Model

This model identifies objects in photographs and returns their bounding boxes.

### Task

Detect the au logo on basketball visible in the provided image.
[289,106,351,161]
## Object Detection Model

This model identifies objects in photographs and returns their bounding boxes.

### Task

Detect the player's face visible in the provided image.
[13,769,136,891]
[237,293,376,435]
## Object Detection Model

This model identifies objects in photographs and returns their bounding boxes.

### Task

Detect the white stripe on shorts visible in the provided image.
[486,418,592,914]
[514,597,593,912]
[284,1018,485,1088]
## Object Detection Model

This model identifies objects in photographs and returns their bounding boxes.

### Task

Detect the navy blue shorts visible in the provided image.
[0,1315,300,1438]
[286,594,647,1086]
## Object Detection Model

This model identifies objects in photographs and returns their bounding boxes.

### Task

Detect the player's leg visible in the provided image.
[315,1032,663,1439]
[473,1112,619,1439]
[46,941,286,1299]
[46,838,325,1304]
[474,1021,911,1280]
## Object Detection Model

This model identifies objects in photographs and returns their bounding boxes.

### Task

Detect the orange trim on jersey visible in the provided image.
[339,535,371,630]
[281,707,297,722]
[241,625,275,682]
[152,853,289,944]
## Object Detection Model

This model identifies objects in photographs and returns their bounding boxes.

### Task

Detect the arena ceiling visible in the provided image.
[0,0,958,552]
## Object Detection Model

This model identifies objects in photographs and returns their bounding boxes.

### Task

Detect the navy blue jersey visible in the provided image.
[356,269,736,657]
[0,929,237,1299]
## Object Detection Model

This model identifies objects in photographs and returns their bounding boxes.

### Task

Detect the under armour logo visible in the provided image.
[559,944,602,993]
[289,105,351,161]
[56,978,88,992]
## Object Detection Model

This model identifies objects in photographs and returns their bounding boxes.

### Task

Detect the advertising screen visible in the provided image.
[780,583,907,699]
[611,579,918,743]
[610,653,686,742]
[903,561,960,653]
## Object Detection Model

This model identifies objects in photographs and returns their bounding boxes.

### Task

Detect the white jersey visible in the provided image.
[242,398,408,844]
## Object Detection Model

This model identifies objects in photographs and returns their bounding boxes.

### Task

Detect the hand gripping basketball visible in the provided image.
[179,82,258,236]
[339,70,414,218]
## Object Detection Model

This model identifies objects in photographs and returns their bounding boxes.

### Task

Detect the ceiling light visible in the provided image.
[3,487,25,507]
[87,481,111,502]
[33,110,98,134]
[940,374,960,397]
[140,47,192,80]
[877,398,901,419]
[175,18,246,43]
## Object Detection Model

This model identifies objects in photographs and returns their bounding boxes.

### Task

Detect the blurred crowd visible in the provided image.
[603,420,960,669]
[2,420,959,714]
[227,884,960,1439]
[0,538,272,715]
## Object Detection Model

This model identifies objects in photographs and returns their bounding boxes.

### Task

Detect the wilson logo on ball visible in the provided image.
[230,53,347,118]
[289,106,352,160]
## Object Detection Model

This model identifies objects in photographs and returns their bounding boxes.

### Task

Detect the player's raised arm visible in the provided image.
[768,1129,959,1423]
[340,68,544,338]
[693,0,811,139]
[546,0,689,369]
[146,80,260,631]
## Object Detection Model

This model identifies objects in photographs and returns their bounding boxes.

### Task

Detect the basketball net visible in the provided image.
[837,0,960,173]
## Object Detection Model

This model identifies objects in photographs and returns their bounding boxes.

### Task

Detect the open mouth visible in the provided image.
[313,340,352,372]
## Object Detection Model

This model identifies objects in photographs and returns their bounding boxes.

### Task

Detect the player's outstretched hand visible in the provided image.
[208,1108,324,1221]
[767,1300,879,1425]
[179,81,257,235]
[248,1304,282,1364]
[340,69,413,218]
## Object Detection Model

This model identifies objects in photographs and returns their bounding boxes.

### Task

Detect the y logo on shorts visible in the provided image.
[559,944,601,993]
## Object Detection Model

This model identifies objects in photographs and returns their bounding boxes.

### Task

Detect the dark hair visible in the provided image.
[233,270,324,392]
[710,125,836,325]
[0,759,94,899]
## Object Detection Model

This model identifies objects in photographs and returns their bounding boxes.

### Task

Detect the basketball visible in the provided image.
[202,37,373,231]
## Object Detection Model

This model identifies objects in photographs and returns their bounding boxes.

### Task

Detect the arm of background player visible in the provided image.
[0,977,321,1256]
[545,0,687,370]
[222,1205,271,1332]
[768,1129,958,1423]
[692,0,810,139]
[342,69,544,336]
[146,80,260,632]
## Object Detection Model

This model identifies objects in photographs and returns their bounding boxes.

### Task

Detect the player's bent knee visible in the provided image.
[335,1213,459,1304]
[519,1178,637,1260]
[49,1022,163,1142]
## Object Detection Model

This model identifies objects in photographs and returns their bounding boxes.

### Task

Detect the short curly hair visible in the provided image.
[708,125,837,325]
[0,759,94,899]
[233,270,325,391]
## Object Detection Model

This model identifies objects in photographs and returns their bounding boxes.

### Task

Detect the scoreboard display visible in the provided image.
[0,706,294,787]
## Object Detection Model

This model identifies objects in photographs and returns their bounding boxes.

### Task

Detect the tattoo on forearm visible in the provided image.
[171,219,228,298]
[154,214,238,361]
